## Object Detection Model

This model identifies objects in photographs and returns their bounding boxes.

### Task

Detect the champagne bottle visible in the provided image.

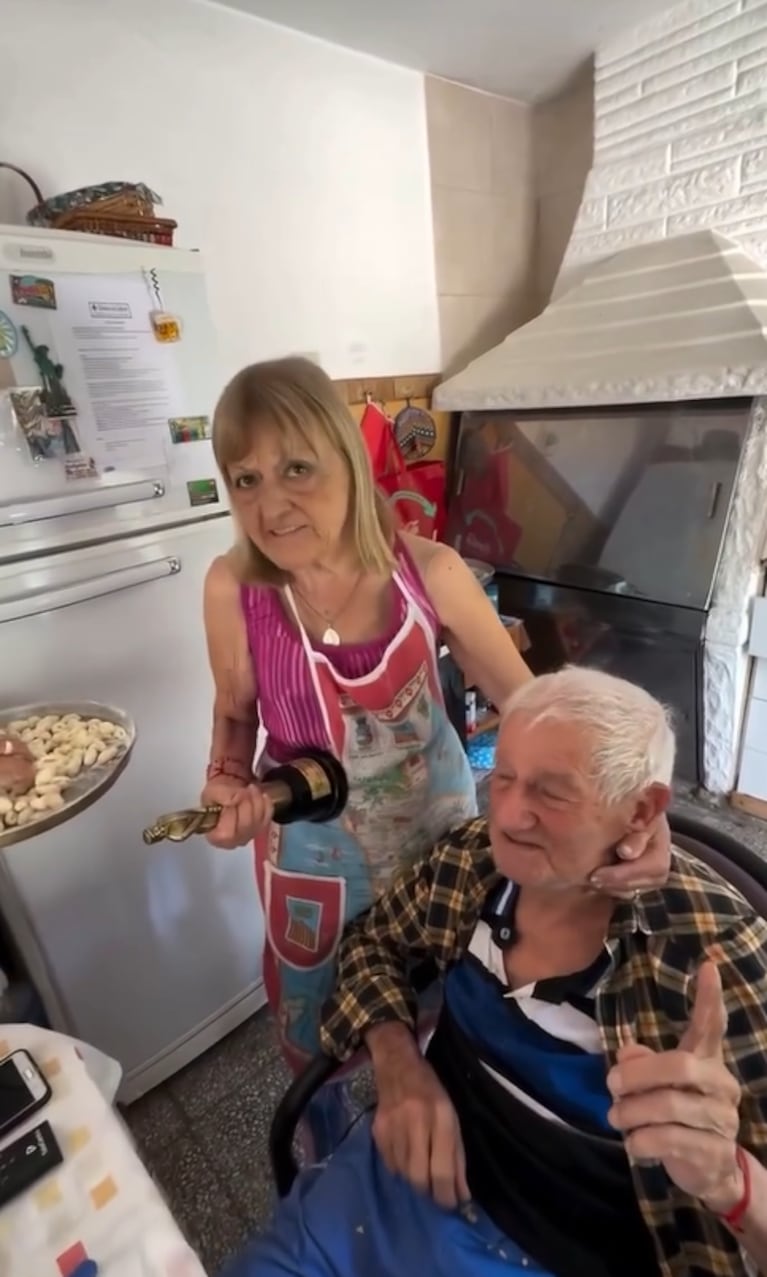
[262,750,348,826]
[142,749,348,845]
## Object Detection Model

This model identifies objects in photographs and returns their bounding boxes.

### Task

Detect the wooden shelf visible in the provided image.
[731,791,767,822]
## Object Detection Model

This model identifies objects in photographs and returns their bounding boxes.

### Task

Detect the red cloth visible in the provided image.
[361,402,446,541]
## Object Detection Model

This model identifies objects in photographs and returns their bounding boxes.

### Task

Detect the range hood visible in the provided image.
[434,230,767,412]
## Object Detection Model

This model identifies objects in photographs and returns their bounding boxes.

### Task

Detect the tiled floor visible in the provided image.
[122,788,767,1275]
[123,1007,288,1274]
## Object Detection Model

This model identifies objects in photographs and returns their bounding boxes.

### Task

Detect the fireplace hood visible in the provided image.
[434,230,767,412]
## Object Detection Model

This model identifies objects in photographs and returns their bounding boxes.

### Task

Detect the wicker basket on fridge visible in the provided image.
[3,171,178,246]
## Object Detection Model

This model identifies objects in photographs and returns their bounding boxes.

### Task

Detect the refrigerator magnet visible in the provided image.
[144,267,182,342]
[169,416,211,444]
[0,311,18,358]
[150,311,182,343]
[10,388,84,464]
[9,387,44,450]
[20,327,77,417]
[187,478,219,507]
[10,274,57,310]
[64,453,98,480]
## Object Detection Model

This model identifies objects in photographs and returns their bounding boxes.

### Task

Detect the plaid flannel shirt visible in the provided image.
[321,817,767,1277]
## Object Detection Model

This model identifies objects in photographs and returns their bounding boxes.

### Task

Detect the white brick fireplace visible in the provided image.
[437,0,767,796]
[560,0,767,289]
[559,0,767,796]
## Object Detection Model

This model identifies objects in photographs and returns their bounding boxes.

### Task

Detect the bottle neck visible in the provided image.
[261,777,293,817]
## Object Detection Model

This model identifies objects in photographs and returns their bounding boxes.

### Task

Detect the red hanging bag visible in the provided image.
[360,401,446,541]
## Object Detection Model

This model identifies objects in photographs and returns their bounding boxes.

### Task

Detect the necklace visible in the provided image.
[291,572,363,645]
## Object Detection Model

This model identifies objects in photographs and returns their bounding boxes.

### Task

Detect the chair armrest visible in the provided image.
[269,1051,341,1197]
[669,809,767,881]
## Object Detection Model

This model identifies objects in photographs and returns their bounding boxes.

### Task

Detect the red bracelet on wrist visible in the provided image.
[206,759,252,784]
[718,1146,751,1234]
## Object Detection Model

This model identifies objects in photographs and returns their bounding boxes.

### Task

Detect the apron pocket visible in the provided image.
[264,862,347,971]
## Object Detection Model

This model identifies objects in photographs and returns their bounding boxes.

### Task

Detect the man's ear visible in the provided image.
[625,783,671,831]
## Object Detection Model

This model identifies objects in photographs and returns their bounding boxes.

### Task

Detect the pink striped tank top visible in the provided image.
[240,541,440,763]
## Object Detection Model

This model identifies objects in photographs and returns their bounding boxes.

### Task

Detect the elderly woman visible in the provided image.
[233,668,767,1277]
[201,358,668,1152]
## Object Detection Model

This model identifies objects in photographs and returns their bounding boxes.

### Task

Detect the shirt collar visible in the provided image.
[607,887,671,940]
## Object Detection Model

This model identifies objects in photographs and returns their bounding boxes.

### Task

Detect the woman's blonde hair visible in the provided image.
[212,356,396,585]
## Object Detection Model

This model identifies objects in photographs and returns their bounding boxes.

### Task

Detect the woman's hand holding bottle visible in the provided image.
[200,773,273,849]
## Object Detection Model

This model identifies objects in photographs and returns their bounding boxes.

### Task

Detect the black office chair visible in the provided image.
[268,811,767,1198]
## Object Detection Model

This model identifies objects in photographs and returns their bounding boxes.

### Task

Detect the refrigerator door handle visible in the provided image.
[0,556,181,622]
[0,478,166,527]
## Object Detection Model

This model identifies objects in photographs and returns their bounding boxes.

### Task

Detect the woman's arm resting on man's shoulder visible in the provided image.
[412,538,532,706]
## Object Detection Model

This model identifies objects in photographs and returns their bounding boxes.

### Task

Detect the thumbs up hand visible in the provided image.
[606,962,745,1212]
[679,957,730,1054]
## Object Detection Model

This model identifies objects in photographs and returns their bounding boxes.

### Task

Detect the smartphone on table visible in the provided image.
[0,1050,51,1138]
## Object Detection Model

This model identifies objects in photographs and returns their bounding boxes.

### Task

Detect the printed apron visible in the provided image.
[254,572,477,1078]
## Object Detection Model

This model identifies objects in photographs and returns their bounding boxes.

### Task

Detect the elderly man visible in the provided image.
[227,668,767,1277]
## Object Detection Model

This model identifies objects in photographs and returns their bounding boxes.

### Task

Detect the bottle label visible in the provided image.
[294,758,332,801]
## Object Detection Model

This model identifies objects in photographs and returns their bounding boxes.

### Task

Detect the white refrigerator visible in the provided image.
[0,225,265,1101]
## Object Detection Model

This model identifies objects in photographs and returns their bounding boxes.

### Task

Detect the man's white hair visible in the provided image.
[501,667,676,805]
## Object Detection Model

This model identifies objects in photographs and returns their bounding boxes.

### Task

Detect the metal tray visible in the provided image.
[0,701,136,849]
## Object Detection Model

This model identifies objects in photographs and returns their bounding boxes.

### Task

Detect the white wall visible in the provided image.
[0,0,440,382]
[562,0,767,283]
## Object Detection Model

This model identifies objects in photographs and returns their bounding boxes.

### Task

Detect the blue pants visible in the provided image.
[220,1116,551,1277]
[304,1078,357,1161]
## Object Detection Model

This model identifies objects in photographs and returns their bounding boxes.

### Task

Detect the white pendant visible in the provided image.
[322,627,341,646]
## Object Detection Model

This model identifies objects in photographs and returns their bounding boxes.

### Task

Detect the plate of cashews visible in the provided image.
[0,702,136,848]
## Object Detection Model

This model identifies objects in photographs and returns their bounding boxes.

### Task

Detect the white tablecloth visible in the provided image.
[0,1023,206,1277]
